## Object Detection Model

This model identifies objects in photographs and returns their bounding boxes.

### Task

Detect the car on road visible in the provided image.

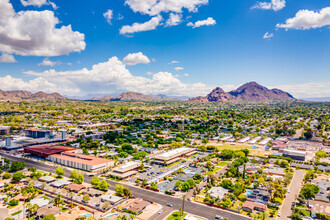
[167,203,173,207]
[215,215,223,219]
[158,210,163,214]
[278,212,281,217]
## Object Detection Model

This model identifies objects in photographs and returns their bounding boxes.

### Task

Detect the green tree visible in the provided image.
[69,170,77,180]
[300,184,319,199]
[97,179,110,191]
[115,184,124,196]
[9,161,26,172]
[55,167,64,177]
[12,171,25,182]
[91,176,100,186]
[75,173,84,184]
[83,194,90,203]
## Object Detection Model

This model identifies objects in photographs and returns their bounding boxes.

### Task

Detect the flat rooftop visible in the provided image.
[112,161,140,173]
[154,147,195,161]
[25,145,76,155]
[49,152,113,166]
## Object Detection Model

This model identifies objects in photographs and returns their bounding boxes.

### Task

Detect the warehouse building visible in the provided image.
[153,147,195,165]
[282,149,306,161]
[24,145,81,158]
[47,152,114,172]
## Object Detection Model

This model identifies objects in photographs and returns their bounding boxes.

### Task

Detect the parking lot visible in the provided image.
[129,153,208,184]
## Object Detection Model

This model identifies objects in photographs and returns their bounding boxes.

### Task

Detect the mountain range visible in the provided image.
[0,90,66,102]
[189,81,295,103]
[91,92,180,102]
[0,82,296,103]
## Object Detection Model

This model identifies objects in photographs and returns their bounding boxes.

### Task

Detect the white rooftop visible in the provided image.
[157,147,191,159]
[30,198,50,207]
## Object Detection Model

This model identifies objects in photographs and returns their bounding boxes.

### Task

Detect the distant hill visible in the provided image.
[0,90,66,101]
[189,81,295,103]
[302,97,330,102]
[92,92,181,102]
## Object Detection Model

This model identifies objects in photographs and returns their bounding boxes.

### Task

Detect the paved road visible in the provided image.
[278,169,306,219]
[1,153,250,220]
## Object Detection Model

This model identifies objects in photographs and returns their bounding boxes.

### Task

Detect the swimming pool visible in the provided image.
[106,214,118,218]
[246,190,252,195]
[81,213,92,218]
[185,168,192,172]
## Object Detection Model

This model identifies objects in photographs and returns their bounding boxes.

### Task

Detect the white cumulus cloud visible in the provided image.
[252,0,285,11]
[23,56,215,97]
[174,67,184,71]
[38,58,58,67]
[0,0,85,56]
[20,0,57,9]
[125,0,208,16]
[120,15,163,34]
[0,75,78,94]
[276,7,330,30]
[0,53,17,63]
[123,52,151,65]
[103,9,113,24]
[165,13,182,26]
[263,32,274,39]
[187,17,216,28]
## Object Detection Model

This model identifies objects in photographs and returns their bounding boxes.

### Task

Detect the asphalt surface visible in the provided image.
[1,153,250,220]
[278,169,306,220]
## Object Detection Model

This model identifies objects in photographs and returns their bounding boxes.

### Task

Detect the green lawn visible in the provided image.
[217,161,229,167]
[213,144,251,150]
[206,166,222,175]
[167,212,187,220]
[11,210,22,216]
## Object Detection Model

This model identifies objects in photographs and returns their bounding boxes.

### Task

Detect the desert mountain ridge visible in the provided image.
[189,81,295,103]
[0,90,66,101]
[91,92,181,102]
[0,82,295,103]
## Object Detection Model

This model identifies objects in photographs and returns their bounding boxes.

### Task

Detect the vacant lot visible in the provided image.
[206,143,251,151]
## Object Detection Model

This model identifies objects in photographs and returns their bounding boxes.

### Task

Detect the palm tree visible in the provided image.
[69,192,74,208]
[26,203,32,219]
[54,194,61,207]
[29,204,39,218]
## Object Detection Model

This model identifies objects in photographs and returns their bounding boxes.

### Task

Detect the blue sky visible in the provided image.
[0,0,329,98]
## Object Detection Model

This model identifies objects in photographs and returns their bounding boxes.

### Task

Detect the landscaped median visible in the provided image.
[166,211,207,220]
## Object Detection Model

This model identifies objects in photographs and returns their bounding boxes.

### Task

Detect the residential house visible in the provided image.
[207,187,229,200]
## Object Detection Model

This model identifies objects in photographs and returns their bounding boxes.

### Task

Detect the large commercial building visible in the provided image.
[108,161,141,179]
[24,145,80,158]
[24,128,54,139]
[282,149,306,161]
[47,152,114,172]
[153,147,196,165]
